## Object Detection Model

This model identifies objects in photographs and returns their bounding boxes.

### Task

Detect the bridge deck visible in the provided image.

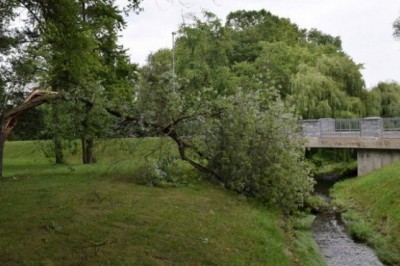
[301,117,400,149]
[305,136,400,149]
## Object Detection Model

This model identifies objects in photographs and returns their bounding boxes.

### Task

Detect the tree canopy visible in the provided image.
[364,82,400,117]
[1,0,140,164]
[137,11,319,212]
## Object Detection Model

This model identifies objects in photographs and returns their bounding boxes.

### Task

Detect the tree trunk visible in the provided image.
[0,122,5,179]
[81,137,95,164]
[52,101,64,164]
[163,126,223,184]
[54,136,64,164]
[0,90,56,178]
[80,99,96,164]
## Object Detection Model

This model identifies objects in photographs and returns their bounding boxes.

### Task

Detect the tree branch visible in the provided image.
[161,124,223,183]
[3,90,57,139]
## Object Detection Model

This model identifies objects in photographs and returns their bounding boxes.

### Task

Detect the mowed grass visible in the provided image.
[0,139,298,265]
[332,161,400,265]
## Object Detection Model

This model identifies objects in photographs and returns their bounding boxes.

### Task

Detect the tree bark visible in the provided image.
[162,125,223,184]
[54,137,64,164]
[80,101,96,164]
[82,137,95,164]
[52,101,64,164]
[0,121,5,179]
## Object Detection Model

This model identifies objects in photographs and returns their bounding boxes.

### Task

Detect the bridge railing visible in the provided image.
[301,117,400,138]
[383,117,400,138]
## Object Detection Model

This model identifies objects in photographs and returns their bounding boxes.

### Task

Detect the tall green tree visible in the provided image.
[287,54,365,119]
[226,9,304,63]
[2,0,140,164]
[306,28,342,49]
[224,9,366,119]
[364,82,400,117]
[76,0,138,164]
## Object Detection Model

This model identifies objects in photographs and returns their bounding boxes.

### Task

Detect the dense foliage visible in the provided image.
[1,0,140,165]
[203,93,313,210]
[138,11,319,212]
[224,10,366,119]
[364,82,400,117]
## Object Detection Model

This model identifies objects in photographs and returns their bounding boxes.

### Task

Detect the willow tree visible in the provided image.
[138,12,314,213]
[364,82,400,117]
[223,9,367,119]
[287,55,366,119]
[225,9,304,63]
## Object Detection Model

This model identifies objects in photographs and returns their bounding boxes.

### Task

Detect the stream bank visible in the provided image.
[312,173,383,266]
[331,160,400,265]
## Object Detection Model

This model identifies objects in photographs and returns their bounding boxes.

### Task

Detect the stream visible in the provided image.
[312,174,383,266]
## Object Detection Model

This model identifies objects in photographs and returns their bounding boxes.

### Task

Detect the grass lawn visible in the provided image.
[332,161,400,265]
[0,138,323,265]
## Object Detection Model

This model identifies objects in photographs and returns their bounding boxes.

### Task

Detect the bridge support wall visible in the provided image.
[357,149,400,176]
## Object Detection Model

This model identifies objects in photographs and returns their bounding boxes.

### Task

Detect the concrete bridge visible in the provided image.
[301,117,400,176]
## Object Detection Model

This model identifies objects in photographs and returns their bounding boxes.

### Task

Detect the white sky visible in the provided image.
[120,0,400,88]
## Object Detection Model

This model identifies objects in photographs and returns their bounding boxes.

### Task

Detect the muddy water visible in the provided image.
[312,174,383,266]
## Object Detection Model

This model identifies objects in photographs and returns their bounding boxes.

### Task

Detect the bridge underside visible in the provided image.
[305,137,400,176]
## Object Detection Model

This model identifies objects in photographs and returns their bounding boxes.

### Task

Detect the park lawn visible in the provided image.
[0,139,322,265]
[332,161,400,265]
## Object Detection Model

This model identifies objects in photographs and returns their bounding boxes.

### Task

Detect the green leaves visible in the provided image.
[137,10,369,212]
[202,91,313,213]
[0,0,139,162]
[287,54,365,119]
[365,82,400,117]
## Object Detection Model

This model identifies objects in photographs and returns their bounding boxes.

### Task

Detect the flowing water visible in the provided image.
[312,174,383,266]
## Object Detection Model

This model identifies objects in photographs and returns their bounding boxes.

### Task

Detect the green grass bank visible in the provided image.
[309,148,357,176]
[332,160,400,265]
[0,139,324,265]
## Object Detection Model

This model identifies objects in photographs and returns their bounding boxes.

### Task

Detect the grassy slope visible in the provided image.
[0,139,323,265]
[332,161,400,265]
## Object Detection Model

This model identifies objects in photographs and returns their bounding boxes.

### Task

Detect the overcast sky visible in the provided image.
[120,0,400,88]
